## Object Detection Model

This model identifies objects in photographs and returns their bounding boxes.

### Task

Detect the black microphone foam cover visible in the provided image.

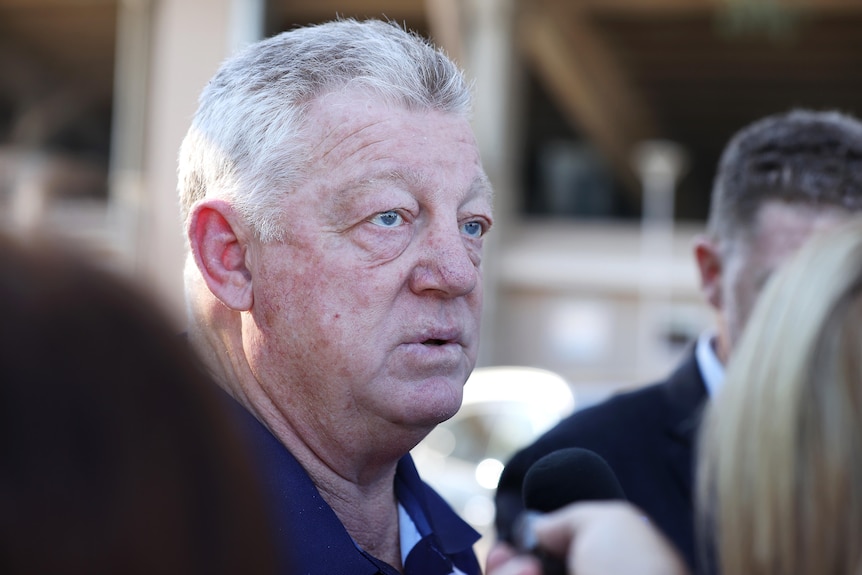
[522,447,626,513]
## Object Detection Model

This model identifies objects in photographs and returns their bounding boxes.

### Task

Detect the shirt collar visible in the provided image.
[226,389,479,574]
[394,456,480,555]
[695,330,725,398]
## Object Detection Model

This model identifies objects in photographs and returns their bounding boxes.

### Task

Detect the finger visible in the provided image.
[486,555,542,575]
[531,502,638,555]
[486,542,518,572]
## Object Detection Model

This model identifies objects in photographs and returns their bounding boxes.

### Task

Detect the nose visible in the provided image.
[408,224,480,298]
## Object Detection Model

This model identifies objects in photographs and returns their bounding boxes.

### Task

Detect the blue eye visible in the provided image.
[370,210,404,228]
[462,221,484,238]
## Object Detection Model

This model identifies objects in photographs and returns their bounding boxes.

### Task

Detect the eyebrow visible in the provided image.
[470,172,494,201]
[335,167,492,203]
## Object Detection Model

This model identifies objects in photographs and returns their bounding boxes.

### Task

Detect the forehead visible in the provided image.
[300,89,488,191]
[737,200,851,271]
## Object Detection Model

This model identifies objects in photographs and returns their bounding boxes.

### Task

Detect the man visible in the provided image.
[495,109,862,572]
[178,19,493,575]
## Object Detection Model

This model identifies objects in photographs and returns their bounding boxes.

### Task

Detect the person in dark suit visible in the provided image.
[488,218,862,575]
[494,109,862,573]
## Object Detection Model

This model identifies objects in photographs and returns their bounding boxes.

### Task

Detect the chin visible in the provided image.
[402,379,463,424]
[416,390,464,427]
[378,370,466,429]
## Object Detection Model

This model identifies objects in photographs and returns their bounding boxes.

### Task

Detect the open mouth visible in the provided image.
[423,339,448,346]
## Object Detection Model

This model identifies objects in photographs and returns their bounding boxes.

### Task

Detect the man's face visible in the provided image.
[243,89,493,451]
[700,200,850,363]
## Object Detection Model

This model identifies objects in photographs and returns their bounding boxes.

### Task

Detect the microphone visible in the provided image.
[513,448,626,575]
[522,447,626,512]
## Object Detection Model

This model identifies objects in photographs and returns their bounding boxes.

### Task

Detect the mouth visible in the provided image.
[412,327,463,348]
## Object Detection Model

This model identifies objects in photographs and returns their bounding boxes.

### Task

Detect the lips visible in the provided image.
[411,327,463,348]
[399,327,472,372]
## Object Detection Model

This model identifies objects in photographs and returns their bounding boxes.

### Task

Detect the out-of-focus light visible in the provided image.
[422,425,457,457]
[475,457,504,490]
[462,366,576,437]
[462,494,495,527]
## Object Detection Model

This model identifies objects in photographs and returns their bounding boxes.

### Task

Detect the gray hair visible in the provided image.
[708,109,862,250]
[177,18,472,242]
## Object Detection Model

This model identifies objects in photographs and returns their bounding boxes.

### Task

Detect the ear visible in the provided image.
[694,235,723,311]
[188,200,254,311]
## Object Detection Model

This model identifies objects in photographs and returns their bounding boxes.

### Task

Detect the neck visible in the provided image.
[190,332,406,571]
[715,329,730,365]
[186,288,408,571]
[316,463,404,571]
[202,343,407,570]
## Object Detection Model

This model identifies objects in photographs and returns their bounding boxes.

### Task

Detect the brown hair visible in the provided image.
[708,109,862,250]
[0,234,276,574]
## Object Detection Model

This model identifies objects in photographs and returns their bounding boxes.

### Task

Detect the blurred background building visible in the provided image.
[3,0,862,554]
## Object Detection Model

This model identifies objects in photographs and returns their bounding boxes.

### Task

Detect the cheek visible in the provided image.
[251,275,353,380]
[266,261,402,344]
[349,226,413,263]
[724,276,757,339]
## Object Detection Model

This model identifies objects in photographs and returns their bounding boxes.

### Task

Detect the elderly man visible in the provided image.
[495,109,862,573]
[178,19,493,575]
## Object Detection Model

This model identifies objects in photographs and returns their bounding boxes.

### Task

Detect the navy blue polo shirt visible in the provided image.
[226,394,481,575]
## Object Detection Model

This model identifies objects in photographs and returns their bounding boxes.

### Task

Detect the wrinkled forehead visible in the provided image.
[303,88,481,168]
[306,87,466,132]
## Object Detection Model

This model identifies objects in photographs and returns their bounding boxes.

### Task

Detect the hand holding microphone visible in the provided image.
[514,447,626,575]
[489,502,689,575]
[489,448,689,575]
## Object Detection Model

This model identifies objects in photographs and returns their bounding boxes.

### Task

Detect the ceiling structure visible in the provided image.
[0,0,116,213]
[0,0,115,146]
[272,0,862,220]
[3,0,862,221]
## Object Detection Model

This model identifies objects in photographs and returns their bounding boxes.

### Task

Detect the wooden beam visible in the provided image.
[548,0,862,15]
[272,0,425,24]
[519,2,659,194]
[545,0,862,15]
[0,0,111,5]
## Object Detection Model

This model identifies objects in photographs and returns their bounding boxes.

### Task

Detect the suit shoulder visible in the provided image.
[557,380,669,432]
[515,368,704,464]
[544,353,705,443]
[501,356,706,482]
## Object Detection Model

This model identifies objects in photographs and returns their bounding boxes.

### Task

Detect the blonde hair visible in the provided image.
[697,218,862,575]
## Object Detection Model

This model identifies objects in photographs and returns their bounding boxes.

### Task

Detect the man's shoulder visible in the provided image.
[575,346,706,422]
[532,379,669,449]
[511,351,706,462]
[495,351,708,546]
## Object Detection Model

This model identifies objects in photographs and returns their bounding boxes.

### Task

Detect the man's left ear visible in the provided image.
[187,199,254,311]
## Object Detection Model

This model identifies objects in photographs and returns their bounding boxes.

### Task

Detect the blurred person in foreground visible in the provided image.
[486,217,862,575]
[495,109,862,572]
[178,18,493,575]
[0,233,276,574]
[486,501,687,575]
[697,216,862,575]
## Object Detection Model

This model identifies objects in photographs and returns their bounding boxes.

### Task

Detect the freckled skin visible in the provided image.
[242,89,494,468]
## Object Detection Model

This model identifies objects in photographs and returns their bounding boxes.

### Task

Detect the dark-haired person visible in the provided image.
[0,234,276,574]
[489,217,862,575]
[495,109,862,572]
